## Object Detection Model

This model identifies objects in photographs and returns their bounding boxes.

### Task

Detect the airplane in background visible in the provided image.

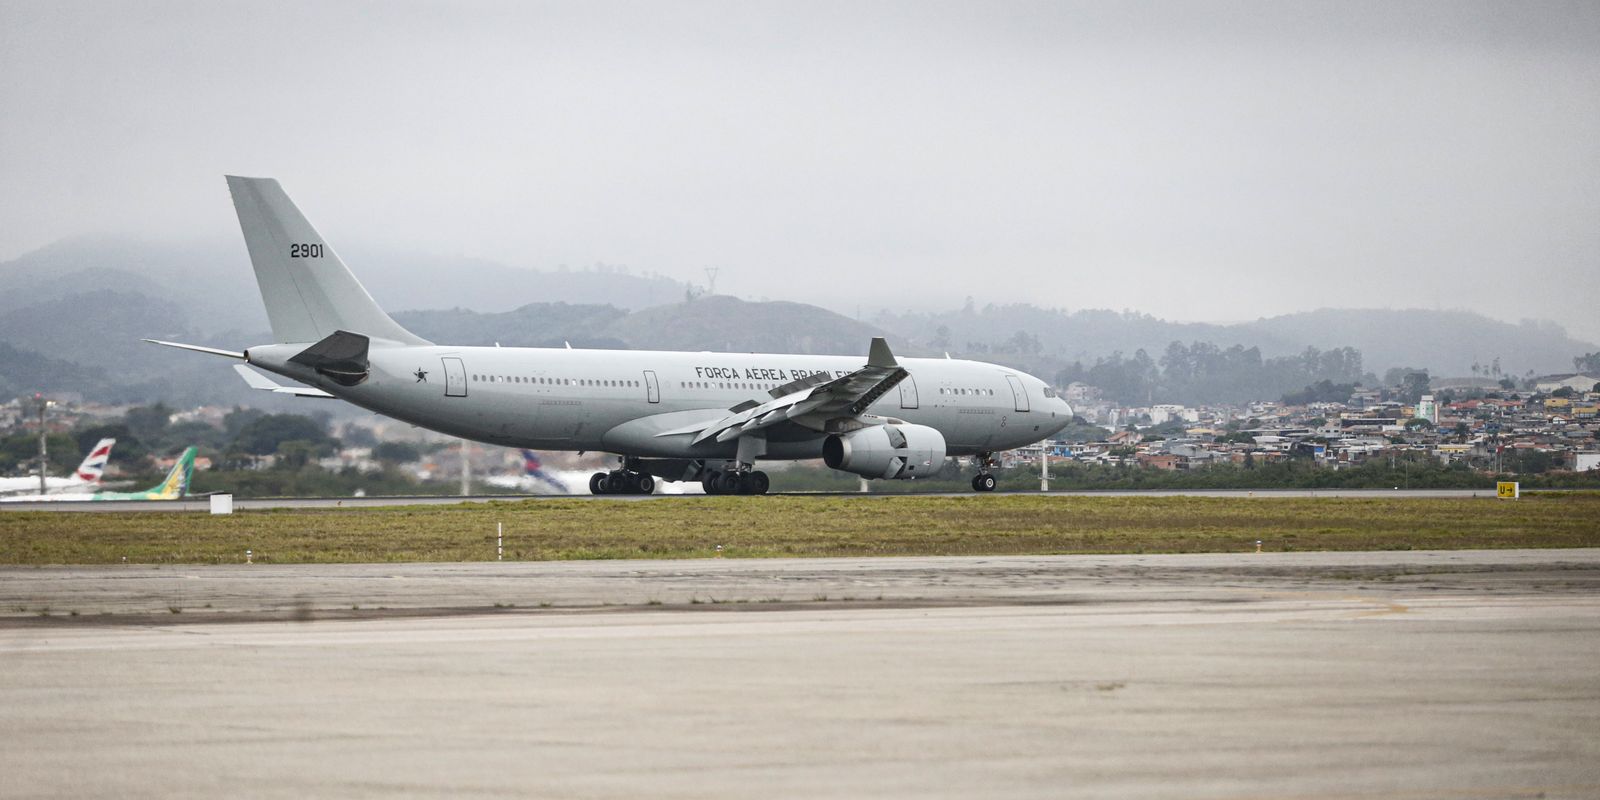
[0,438,116,497]
[148,176,1073,495]
[0,447,197,503]
[484,450,572,494]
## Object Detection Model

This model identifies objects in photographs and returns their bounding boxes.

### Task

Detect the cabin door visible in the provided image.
[442,357,467,397]
[899,376,919,409]
[1005,375,1029,412]
[643,370,660,403]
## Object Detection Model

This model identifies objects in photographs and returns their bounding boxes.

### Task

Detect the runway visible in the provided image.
[3,550,1598,798]
[0,487,1504,512]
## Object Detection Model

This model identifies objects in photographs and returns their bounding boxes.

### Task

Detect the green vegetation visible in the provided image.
[770,457,1600,493]
[1052,342,1368,405]
[0,431,79,475]
[2,493,1596,565]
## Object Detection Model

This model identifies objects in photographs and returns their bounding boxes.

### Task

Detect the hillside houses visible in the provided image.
[1022,384,1600,475]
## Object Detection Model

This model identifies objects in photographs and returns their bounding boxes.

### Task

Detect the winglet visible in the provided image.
[868,337,897,369]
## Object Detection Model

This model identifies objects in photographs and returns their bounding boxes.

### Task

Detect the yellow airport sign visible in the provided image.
[1497,481,1519,500]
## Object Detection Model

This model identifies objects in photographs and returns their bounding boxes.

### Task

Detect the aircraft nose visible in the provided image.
[1046,399,1074,434]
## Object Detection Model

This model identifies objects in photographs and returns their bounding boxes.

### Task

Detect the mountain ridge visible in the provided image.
[2,237,1593,404]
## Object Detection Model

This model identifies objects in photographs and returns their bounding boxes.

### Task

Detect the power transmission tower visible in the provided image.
[35,394,49,495]
[704,267,720,296]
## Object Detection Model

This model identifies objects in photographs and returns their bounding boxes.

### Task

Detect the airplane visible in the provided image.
[0,438,116,497]
[0,447,196,502]
[483,450,572,494]
[146,176,1073,495]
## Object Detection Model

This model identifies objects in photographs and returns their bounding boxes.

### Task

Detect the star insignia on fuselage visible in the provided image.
[414,368,428,383]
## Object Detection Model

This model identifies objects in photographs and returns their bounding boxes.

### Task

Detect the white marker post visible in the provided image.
[497,522,503,561]
[1040,448,1050,492]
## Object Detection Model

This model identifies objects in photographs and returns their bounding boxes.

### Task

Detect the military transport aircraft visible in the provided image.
[147,177,1072,495]
[0,438,116,497]
[0,447,196,502]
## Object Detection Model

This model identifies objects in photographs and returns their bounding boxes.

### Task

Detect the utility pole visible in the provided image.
[35,394,49,495]
[459,438,471,496]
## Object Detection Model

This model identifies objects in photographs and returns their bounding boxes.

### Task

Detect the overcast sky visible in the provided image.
[3,1,1598,340]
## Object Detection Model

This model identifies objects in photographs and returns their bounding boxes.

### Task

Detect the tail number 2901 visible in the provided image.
[290,243,324,258]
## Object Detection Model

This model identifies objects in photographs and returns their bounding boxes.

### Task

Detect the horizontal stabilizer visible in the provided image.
[142,339,245,359]
[288,330,370,386]
[233,365,334,398]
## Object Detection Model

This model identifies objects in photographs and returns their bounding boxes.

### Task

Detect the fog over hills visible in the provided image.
[1,237,1594,406]
[0,236,690,336]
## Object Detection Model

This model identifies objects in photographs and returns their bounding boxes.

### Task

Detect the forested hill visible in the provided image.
[872,303,1593,378]
[397,296,891,356]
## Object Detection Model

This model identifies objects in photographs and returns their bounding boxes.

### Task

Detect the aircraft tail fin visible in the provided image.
[73,438,116,484]
[225,176,430,346]
[147,447,197,499]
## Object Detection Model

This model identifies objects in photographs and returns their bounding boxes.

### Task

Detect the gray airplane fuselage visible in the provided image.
[247,341,1073,461]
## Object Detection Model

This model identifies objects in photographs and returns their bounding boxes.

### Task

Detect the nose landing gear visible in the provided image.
[970,453,998,492]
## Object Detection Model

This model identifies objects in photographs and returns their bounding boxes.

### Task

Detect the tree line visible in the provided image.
[1053,341,1369,405]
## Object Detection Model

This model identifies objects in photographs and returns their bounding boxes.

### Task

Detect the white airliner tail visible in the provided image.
[73,438,116,484]
[225,176,429,346]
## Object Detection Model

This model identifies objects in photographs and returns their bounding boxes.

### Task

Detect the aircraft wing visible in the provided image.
[660,337,908,445]
[232,364,334,398]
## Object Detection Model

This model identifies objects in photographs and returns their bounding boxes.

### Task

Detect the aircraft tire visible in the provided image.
[702,474,721,495]
[634,473,655,494]
[973,474,997,492]
[748,471,770,495]
[717,472,743,495]
[589,472,606,495]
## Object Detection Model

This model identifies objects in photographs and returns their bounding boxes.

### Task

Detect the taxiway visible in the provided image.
[2,550,1598,797]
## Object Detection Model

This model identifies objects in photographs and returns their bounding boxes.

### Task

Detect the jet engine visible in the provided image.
[822,423,947,480]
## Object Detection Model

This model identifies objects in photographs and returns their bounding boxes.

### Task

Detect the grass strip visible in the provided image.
[2,494,1598,565]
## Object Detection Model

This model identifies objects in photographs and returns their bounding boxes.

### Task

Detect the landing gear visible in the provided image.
[700,469,771,495]
[970,452,998,493]
[589,469,655,495]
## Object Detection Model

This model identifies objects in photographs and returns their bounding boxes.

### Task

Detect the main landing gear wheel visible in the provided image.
[747,471,770,495]
[972,473,997,492]
[701,470,771,495]
[590,470,655,495]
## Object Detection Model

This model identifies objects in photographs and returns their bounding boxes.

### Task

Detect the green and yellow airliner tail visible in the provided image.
[90,447,197,501]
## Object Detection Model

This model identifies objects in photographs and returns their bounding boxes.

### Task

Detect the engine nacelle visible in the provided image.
[822,423,947,480]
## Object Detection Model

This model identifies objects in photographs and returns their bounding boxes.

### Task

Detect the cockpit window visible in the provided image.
[1043,388,1058,398]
